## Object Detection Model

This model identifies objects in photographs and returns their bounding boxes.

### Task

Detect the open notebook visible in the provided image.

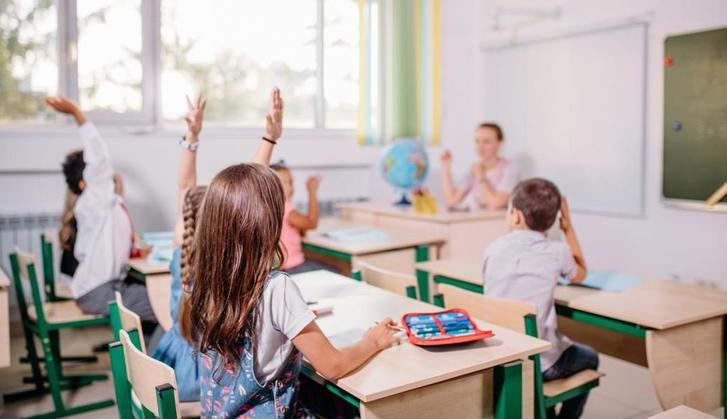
[559,271,642,292]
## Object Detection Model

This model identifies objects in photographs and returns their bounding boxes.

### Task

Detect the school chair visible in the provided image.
[108,293,199,419]
[14,233,97,370]
[433,283,604,419]
[352,261,418,299]
[110,329,180,419]
[4,248,114,417]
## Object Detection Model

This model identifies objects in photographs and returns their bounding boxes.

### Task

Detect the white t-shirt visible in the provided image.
[457,159,519,210]
[482,229,578,370]
[254,271,316,384]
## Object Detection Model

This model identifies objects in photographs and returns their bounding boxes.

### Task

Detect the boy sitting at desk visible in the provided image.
[482,178,598,419]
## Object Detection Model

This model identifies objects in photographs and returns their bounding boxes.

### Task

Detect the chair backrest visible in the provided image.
[40,231,57,300]
[109,292,146,353]
[9,248,47,326]
[356,261,418,299]
[436,283,536,334]
[117,329,180,418]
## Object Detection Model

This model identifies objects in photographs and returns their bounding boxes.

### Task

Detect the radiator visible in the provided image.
[0,213,61,275]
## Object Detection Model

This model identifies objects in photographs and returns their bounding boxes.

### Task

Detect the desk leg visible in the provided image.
[645,316,722,411]
[414,245,431,302]
[360,369,494,419]
[494,361,523,419]
[415,270,431,303]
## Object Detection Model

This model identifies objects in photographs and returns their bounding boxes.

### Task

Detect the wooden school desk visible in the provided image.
[127,258,173,331]
[302,219,446,292]
[0,268,10,368]
[338,202,506,259]
[292,270,551,419]
[414,258,727,413]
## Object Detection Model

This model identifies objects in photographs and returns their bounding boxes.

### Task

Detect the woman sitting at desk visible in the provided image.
[440,122,518,210]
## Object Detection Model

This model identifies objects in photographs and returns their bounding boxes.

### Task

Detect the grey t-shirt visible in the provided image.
[254,271,315,384]
[482,229,578,370]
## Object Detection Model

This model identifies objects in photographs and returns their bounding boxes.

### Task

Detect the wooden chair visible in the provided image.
[110,329,180,419]
[15,233,98,370]
[4,248,114,417]
[434,283,604,419]
[109,291,147,353]
[352,261,418,299]
[108,294,199,419]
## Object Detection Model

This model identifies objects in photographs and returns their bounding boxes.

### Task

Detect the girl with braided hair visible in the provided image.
[152,88,285,401]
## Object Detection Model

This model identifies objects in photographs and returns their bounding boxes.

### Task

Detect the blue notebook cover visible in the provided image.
[559,271,642,292]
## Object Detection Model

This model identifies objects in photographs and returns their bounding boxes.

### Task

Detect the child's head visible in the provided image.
[62,150,86,194]
[178,185,207,342]
[271,161,293,201]
[475,122,504,161]
[189,163,285,371]
[508,178,561,232]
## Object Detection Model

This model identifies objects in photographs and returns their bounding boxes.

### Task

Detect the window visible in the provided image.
[0,0,360,130]
[77,0,143,113]
[0,0,58,122]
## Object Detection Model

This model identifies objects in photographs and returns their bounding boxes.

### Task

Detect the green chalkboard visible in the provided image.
[663,27,727,205]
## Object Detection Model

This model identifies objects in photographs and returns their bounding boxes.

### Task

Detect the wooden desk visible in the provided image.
[0,268,10,368]
[292,270,550,418]
[128,259,173,331]
[338,202,506,259]
[303,219,446,301]
[414,258,727,413]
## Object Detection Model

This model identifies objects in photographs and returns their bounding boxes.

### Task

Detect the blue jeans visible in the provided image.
[542,343,599,419]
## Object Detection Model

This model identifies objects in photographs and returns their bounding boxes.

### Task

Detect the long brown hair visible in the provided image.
[59,189,79,251]
[189,163,285,373]
[178,185,207,342]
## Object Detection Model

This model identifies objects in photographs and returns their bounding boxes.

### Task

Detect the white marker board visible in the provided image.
[483,23,647,216]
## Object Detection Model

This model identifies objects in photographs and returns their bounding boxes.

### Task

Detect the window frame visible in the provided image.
[40,0,355,134]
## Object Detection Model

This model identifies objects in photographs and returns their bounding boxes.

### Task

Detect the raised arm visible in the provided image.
[287,176,320,231]
[293,318,399,380]
[173,95,206,246]
[440,151,468,208]
[253,87,284,166]
[560,197,587,283]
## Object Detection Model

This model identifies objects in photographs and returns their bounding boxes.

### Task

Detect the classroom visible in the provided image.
[0,0,726,418]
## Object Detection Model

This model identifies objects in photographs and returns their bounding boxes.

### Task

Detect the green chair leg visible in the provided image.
[494,361,523,419]
[156,383,179,419]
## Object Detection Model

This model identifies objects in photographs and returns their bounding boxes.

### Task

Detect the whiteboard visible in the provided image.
[483,23,646,216]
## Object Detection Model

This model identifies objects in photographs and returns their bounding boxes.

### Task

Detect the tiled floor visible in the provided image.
[0,327,724,418]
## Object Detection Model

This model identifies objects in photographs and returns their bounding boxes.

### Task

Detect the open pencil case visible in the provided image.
[400,309,494,347]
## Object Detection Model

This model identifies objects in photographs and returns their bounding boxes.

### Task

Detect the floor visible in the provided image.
[0,327,724,419]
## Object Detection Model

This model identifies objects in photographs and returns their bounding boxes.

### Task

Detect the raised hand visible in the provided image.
[560,197,572,232]
[264,87,284,141]
[45,96,86,125]
[306,176,321,194]
[364,318,401,350]
[184,94,207,139]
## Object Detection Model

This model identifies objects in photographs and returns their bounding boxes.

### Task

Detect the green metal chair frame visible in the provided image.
[4,250,114,418]
[13,234,99,372]
[109,329,179,419]
[433,290,602,419]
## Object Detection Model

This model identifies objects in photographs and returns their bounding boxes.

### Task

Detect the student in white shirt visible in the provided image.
[483,178,598,419]
[47,97,157,328]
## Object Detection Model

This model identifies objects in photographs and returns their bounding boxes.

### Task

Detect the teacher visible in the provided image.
[440,122,518,210]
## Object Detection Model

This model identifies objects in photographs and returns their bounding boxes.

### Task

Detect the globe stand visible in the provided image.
[393,193,412,207]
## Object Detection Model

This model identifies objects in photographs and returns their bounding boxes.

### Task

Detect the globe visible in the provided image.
[380,138,429,205]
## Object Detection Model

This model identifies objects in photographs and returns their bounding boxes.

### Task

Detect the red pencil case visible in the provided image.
[401,308,495,347]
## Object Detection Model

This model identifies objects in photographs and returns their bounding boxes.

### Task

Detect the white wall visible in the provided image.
[476,0,727,284]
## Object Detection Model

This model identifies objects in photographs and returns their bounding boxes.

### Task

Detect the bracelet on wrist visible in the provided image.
[179,136,199,152]
[262,136,277,145]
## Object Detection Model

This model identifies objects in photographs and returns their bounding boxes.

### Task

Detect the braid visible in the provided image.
[179,185,207,342]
